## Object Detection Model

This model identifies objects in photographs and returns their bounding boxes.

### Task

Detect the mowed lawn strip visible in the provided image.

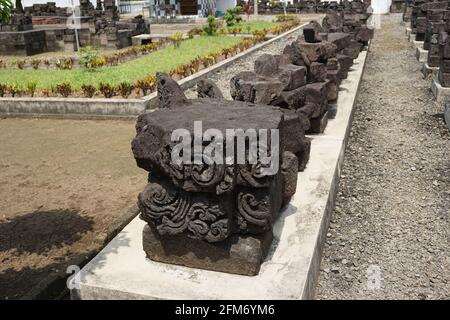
[0,36,242,90]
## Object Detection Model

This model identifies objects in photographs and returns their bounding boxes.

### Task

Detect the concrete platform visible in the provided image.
[413,40,424,49]
[70,50,369,300]
[421,63,439,79]
[406,27,412,38]
[415,46,428,63]
[431,76,450,104]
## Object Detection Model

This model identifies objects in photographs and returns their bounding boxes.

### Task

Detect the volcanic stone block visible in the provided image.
[230,71,284,105]
[438,71,450,87]
[281,151,298,205]
[327,32,352,52]
[196,79,224,99]
[132,99,290,194]
[142,223,272,276]
[307,110,329,134]
[308,62,327,82]
[297,40,337,63]
[337,54,353,79]
[156,72,188,108]
[278,64,307,90]
[342,40,363,59]
[254,54,279,76]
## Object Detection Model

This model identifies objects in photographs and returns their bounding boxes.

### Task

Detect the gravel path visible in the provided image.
[315,23,450,299]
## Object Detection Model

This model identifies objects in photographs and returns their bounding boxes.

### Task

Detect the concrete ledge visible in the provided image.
[0,97,147,116]
[70,50,369,300]
[415,46,428,63]
[431,76,450,104]
[406,27,412,38]
[413,40,424,49]
[421,63,439,79]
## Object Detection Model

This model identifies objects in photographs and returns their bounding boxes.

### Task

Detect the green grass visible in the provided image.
[222,20,277,33]
[0,36,242,90]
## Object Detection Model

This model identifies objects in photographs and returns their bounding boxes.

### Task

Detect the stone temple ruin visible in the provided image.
[407,1,450,87]
[0,1,148,55]
[130,11,372,276]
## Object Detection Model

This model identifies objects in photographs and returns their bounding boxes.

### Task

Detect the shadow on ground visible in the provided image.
[0,209,94,254]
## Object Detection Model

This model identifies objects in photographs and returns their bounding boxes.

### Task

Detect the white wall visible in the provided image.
[216,0,236,14]
[371,0,392,14]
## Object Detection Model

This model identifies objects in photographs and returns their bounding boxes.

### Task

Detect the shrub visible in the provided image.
[13,59,26,69]
[8,83,23,97]
[81,84,96,98]
[203,15,219,36]
[55,58,74,70]
[31,59,41,70]
[43,59,51,68]
[0,83,6,97]
[230,26,242,36]
[170,32,183,48]
[98,82,115,98]
[26,81,37,97]
[117,82,134,98]
[79,46,105,69]
[55,82,72,97]
[224,6,243,27]
[187,27,203,39]
[135,75,156,96]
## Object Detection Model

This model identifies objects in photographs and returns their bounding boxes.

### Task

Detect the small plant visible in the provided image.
[81,84,96,98]
[8,83,22,97]
[98,82,115,98]
[55,58,73,70]
[275,14,296,23]
[41,89,50,97]
[224,6,242,26]
[187,27,203,39]
[55,82,72,97]
[170,32,183,48]
[117,82,134,98]
[31,59,41,70]
[203,15,219,36]
[135,75,156,96]
[43,59,51,68]
[0,83,7,97]
[13,59,26,69]
[79,46,106,69]
[26,81,37,97]
[230,26,242,36]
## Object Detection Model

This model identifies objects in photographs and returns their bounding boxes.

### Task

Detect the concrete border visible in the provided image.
[415,46,428,63]
[0,22,310,118]
[431,76,450,104]
[421,62,439,79]
[70,48,369,300]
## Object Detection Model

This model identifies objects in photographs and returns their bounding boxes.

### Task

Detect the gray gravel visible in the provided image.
[315,23,450,299]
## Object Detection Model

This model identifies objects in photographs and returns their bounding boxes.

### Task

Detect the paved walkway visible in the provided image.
[315,22,450,299]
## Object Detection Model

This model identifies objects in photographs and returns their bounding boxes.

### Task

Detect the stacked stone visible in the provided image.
[411,0,430,41]
[437,20,450,86]
[131,73,308,276]
[404,1,414,22]
[424,3,450,67]
[391,0,407,13]
[23,2,68,17]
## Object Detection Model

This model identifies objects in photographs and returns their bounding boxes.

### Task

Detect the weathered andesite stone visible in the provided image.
[132,73,309,275]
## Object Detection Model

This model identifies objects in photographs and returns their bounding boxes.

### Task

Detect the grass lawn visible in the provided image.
[0,36,242,90]
[222,20,277,33]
